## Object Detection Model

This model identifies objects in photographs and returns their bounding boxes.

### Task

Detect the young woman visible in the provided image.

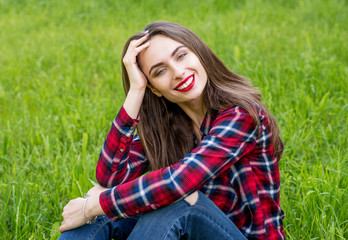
[59,21,285,239]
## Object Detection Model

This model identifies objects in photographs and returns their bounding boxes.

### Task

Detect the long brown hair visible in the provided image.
[121,21,283,171]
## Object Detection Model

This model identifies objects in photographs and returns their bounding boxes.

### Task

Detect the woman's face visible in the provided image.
[138,35,208,108]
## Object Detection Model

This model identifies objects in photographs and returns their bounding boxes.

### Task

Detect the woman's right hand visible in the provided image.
[122,33,151,91]
[122,33,151,119]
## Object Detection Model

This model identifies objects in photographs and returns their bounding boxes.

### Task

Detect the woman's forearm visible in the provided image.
[123,87,146,119]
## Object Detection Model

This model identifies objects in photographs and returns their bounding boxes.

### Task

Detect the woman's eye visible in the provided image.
[155,69,165,76]
[177,53,187,60]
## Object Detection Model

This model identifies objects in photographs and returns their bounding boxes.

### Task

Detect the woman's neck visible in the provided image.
[178,99,207,129]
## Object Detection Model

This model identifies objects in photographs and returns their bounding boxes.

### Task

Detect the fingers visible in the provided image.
[134,41,150,54]
[60,205,67,233]
[130,33,150,50]
[59,219,67,233]
[59,198,86,233]
[59,221,71,234]
[123,34,151,65]
[59,222,65,233]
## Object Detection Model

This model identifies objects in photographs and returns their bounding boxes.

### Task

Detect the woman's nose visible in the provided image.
[172,64,185,80]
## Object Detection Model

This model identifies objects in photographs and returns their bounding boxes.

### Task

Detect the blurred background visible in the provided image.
[0,0,347,239]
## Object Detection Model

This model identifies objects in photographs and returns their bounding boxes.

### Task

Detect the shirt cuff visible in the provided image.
[113,106,139,138]
[100,187,128,221]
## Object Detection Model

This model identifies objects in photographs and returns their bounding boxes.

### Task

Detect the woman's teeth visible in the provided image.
[177,76,193,90]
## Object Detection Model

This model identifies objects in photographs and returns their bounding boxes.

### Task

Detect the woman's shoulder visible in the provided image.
[213,104,267,127]
[218,104,266,118]
[212,106,255,127]
[215,106,253,119]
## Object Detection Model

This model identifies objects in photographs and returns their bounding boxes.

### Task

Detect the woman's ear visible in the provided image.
[147,84,163,97]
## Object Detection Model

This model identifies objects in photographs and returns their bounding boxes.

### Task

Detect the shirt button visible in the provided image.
[120,147,124,152]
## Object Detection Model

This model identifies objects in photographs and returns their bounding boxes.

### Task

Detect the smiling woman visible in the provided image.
[138,35,208,115]
[59,21,285,240]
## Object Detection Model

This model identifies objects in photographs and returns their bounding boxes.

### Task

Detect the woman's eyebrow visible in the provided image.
[149,45,185,75]
[171,45,185,57]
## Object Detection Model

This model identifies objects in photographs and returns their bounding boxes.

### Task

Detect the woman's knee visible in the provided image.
[58,215,138,240]
[183,191,199,205]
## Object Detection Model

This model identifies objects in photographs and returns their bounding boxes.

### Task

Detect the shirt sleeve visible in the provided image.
[100,107,258,220]
[96,106,148,188]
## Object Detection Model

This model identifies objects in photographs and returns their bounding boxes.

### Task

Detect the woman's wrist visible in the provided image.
[83,197,97,224]
[129,84,147,92]
[85,195,105,220]
[128,86,147,96]
[124,87,146,119]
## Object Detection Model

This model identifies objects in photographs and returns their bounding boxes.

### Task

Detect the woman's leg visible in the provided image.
[128,191,246,240]
[58,215,139,240]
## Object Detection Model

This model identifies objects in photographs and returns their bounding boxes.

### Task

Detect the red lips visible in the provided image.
[174,74,195,92]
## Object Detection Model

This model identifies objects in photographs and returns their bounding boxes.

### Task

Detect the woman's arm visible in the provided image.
[60,34,151,232]
[96,34,151,187]
[122,33,150,118]
[95,107,148,187]
[99,107,259,219]
[59,108,147,233]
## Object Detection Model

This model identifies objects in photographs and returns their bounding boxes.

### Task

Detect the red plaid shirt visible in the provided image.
[97,106,285,239]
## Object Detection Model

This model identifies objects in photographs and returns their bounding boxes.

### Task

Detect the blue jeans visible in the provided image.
[59,191,246,240]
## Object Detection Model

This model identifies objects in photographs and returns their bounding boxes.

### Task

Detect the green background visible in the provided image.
[0,0,347,239]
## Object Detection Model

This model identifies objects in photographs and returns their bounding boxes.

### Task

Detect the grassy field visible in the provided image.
[0,0,347,239]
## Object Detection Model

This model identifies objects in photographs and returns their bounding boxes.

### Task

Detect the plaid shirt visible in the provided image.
[97,106,285,239]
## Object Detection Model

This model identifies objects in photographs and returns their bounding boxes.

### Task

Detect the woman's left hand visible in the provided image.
[59,197,86,233]
[60,185,109,233]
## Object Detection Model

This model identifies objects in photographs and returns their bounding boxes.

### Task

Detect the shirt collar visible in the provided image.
[200,112,213,137]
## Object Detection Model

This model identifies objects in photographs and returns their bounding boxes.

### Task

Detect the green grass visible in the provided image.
[0,0,347,239]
